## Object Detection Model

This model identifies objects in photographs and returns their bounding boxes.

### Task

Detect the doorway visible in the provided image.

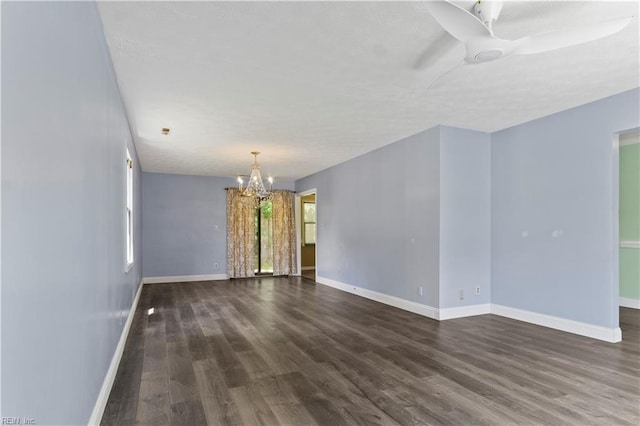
[296,190,317,281]
[618,129,640,311]
[613,128,640,342]
[254,201,273,274]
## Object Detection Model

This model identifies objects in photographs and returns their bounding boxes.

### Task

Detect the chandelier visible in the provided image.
[237,151,274,208]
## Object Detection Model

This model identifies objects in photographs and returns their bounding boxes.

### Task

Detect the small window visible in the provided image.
[125,149,134,270]
[303,202,316,245]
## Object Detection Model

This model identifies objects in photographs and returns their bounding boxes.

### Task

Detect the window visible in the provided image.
[303,202,316,245]
[125,149,134,270]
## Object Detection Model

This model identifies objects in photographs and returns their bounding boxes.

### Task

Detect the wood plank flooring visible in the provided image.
[301,269,315,281]
[102,277,640,425]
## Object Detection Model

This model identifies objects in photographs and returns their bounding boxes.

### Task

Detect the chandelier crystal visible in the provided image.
[237,151,273,208]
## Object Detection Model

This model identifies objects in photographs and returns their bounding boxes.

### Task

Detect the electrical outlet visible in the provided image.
[475,286,480,295]
[459,289,464,300]
[213,262,219,270]
[418,286,423,296]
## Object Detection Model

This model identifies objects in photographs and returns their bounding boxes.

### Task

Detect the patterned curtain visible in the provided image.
[226,189,255,278]
[271,190,297,276]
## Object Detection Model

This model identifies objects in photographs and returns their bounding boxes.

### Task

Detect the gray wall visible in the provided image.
[492,88,640,328]
[1,2,142,424]
[439,127,492,308]
[142,172,294,278]
[296,127,442,307]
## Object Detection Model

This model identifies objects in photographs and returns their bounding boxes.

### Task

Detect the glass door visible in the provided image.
[254,202,273,274]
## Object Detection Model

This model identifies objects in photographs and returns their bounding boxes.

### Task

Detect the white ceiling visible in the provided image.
[98,1,640,180]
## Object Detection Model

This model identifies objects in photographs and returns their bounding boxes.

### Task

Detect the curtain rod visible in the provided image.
[224,188,296,193]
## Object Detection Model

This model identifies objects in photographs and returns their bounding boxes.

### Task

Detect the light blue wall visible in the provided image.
[492,88,640,328]
[142,173,233,277]
[142,172,294,278]
[296,127,441,307]
[439,127,491,308]
[1,2,142,424]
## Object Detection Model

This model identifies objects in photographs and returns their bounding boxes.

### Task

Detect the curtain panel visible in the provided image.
[226,188,255,278]
[272,190,297,276]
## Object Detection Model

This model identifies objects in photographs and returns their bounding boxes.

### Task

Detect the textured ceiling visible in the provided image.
[98,1,640,180]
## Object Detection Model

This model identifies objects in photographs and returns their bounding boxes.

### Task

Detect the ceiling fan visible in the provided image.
[424,0,633,86]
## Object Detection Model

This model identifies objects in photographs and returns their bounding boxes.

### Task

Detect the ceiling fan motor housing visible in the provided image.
[474,49,503,62]
[473,0,504,29]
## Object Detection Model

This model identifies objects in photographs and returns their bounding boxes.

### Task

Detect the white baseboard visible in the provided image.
[88,279,144,425]
[491,304,622,343]
[315,276,622,343]
[620,297,640,309]
[142,274,228,284]
[440,303,492,320]
[317,276,440,320]
[301,266,316,271]
[316,276,489,321]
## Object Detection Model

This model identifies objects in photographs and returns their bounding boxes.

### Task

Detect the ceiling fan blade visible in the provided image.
[513,16,632,55]
[412,32,460,70]
[425,1,492,42]
[426,60,467,91]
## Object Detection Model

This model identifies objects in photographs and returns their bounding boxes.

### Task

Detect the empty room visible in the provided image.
[2,1,639,425]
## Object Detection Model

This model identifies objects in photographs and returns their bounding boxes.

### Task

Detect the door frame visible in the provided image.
[295,188,317,277]
[611,131,621,331]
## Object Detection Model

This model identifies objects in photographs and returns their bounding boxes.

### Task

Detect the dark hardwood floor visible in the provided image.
[301,268,316,281]
[102,277,640,425]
